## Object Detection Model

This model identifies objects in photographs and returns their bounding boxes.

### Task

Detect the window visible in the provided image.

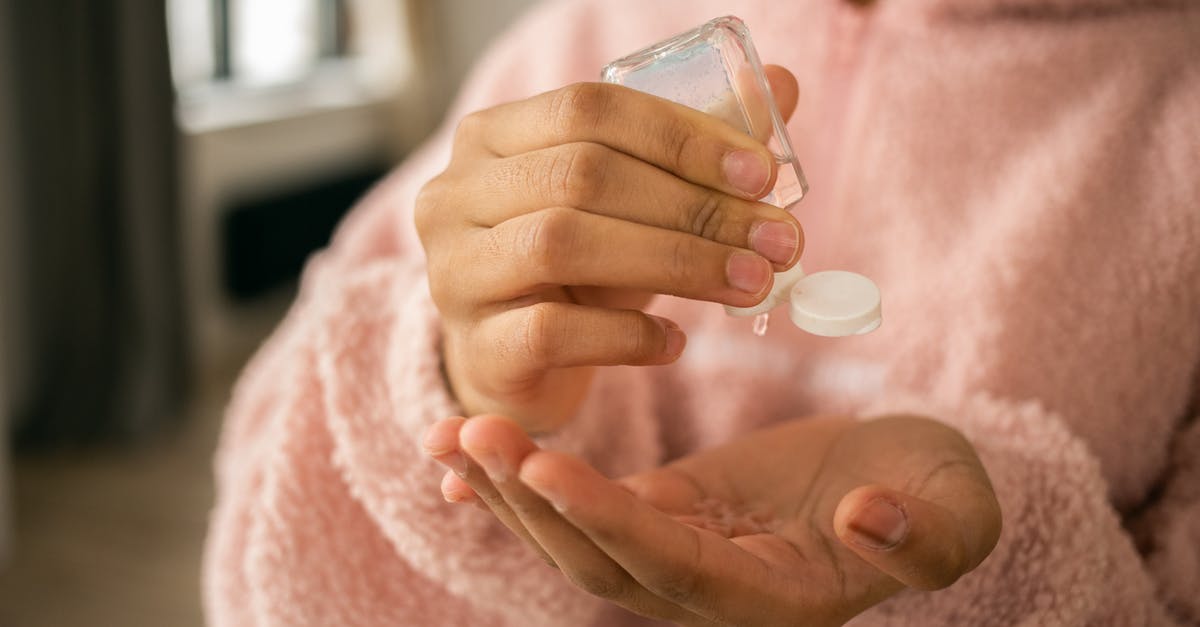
[166,0,413,130]
[166,0,418,369]
[169,0,347,88]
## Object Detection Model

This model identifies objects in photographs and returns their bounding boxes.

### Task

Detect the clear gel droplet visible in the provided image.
[752,312,770,337]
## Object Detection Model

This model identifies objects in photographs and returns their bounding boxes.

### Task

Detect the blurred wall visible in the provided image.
[180,103,395,382]
[422,0,542,113]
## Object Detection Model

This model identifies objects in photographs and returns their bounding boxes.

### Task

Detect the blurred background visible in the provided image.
[0,0,538,624]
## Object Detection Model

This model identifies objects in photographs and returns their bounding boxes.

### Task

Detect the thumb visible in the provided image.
[763,64,799,123]
[832,483,1002,590]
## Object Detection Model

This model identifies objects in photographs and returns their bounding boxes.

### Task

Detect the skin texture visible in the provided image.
[415,68,803,433]
[423,414,1002,626]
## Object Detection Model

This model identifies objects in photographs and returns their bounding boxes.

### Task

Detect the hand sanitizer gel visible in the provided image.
[602,16,881,338]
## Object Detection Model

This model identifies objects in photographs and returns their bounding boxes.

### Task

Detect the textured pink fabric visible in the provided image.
[203,0,1200,624]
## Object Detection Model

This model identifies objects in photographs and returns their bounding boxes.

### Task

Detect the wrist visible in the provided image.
[440,323,585,434]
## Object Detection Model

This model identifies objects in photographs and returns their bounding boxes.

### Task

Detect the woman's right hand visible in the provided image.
[415,71,802,433]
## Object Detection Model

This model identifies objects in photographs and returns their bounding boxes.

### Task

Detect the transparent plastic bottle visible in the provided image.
[603,16,881,338]
[602,16,807,211]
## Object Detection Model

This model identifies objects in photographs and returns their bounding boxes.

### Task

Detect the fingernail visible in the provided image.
[726,253,771,294]
[444,488,470,503]
[471,447,511,482]
[723,150,770,196]
[650,316,686,357]
[848,498,908,550]
[443,451,469,478]
[749,221,799,265]
[664,325,686,357]
[421,417,465,455]
[520,470,569,512]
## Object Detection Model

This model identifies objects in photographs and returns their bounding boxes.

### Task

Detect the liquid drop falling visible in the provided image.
[752,312,770,337]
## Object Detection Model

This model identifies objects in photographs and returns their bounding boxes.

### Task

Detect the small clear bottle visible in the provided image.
[602,16,807,211]
[603,16,881,338]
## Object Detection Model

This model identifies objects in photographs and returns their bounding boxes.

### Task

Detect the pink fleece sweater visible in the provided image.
[203,0,1200,624]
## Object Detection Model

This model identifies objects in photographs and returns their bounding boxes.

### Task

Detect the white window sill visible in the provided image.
[175,59,404,134]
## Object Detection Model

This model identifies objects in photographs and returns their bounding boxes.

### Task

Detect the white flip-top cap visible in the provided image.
[788,271,881,337]
[724,263,882,337]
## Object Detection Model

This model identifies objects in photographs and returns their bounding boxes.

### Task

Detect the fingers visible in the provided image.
[457,82,778,200]
[463,208,774,307]
[440,470,483,508]
[727,63,797,144]
[832,483,1003,590]
[618,467,707,515]
[422,416,470,476]
[763,65,799,123]
[518,448,776,623]
[469,305,685,383]
[422,416,556,564]
[456,416,708,624]
[452,143,802,267]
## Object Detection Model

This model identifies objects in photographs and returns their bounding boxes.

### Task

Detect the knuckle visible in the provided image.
[565,564,629,600]
[424,245,472,312]
[518,207,577,278]
[659,117,700,172]
[425,256,455,308]
[426,233,488,312]
[643,530,706,604]
[507,496,545,519]
[517,303,565,367]
[663,237,698,293]
[550,82,613,137]
[625,315,658,361]
[645,568,703,605]
[452,110,486,149]
[413,175,448,237]
[477,489,508,510]
[686,193,725,240]
[546,143,608,207]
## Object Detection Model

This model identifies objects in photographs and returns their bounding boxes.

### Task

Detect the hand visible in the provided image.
[423,415,1002,626]
[415,69,803,433]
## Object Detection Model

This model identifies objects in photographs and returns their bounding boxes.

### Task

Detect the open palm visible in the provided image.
[423,414,1001,626]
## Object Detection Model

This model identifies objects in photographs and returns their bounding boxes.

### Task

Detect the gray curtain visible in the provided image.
[0,0,15,561]
[2,0,186,445]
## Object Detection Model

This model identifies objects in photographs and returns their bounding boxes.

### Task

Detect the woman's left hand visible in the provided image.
[422,414,1002,627]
